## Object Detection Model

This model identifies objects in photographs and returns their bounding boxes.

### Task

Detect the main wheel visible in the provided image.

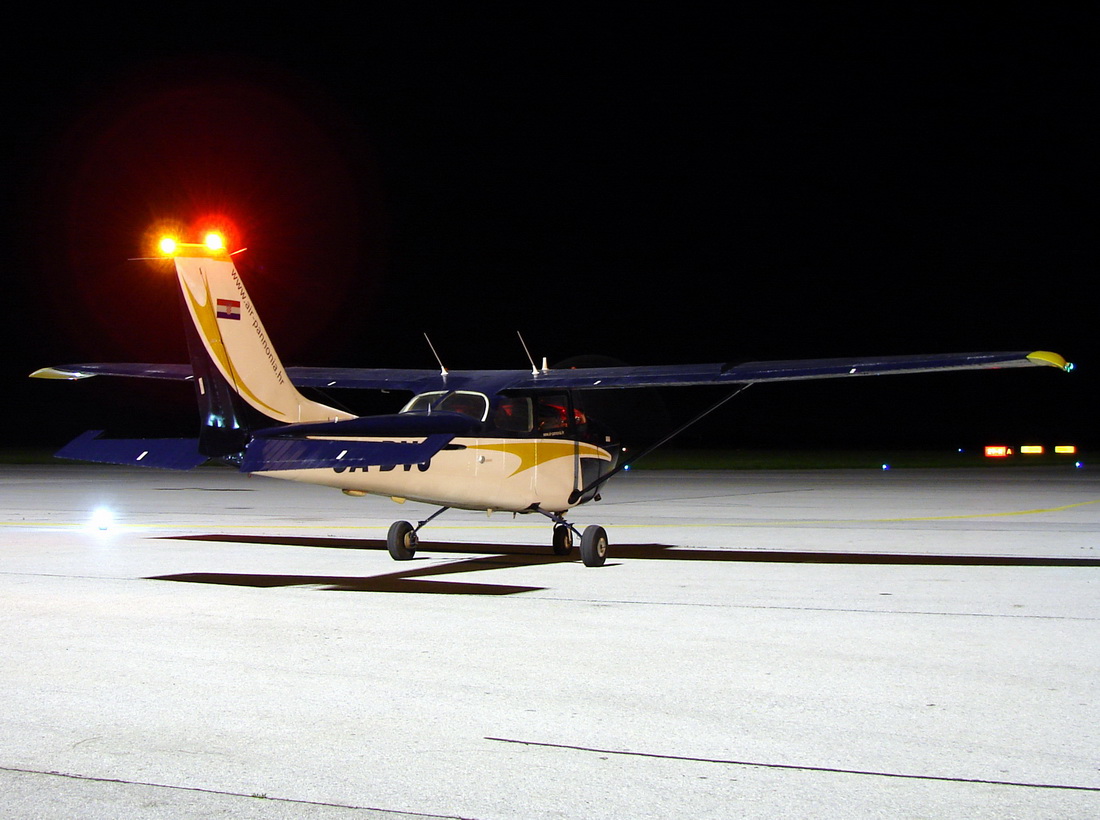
[387,520,417,561]
[552,524,573,556]
[580,525,608,567]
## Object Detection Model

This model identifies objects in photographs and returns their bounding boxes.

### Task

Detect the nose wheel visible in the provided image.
[540,511,608,566]
[579,525,608,567]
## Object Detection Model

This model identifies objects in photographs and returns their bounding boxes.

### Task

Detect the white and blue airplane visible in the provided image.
[32,233,1072,566]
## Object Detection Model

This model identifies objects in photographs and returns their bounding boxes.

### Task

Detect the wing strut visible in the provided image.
[568,384,753,505]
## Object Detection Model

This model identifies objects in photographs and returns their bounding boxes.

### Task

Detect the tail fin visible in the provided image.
[169,244,353,455]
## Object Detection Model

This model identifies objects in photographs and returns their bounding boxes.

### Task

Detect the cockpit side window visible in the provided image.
[400,391,489,422]
[536,394,571,433]
[493,396,533,433]
[401,394,435,414]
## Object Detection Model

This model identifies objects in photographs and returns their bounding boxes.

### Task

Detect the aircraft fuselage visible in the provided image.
[264,434,616,513]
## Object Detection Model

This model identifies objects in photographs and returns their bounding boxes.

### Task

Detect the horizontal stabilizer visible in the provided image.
[56,431,208,470]
[241,434,455,472]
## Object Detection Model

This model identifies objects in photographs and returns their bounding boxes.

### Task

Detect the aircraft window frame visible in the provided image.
[399,390,490,422]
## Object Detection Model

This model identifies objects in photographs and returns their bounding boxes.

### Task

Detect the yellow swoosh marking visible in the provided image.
[470,440,611,477]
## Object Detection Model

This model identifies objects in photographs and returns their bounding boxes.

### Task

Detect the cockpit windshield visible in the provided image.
[400,391,489,422]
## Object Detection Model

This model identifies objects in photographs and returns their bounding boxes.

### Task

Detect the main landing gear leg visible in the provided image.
[386,507,450,561]
[539,511,608,567]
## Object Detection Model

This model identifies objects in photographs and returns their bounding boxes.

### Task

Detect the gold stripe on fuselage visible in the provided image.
[468,439,612,476]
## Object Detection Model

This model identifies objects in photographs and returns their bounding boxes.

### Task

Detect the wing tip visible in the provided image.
[1027,351,1073,372]
[29,367,93,380]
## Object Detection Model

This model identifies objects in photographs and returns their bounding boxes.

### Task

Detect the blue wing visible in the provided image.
[498,350,1071,390]
[31,350,1070,393]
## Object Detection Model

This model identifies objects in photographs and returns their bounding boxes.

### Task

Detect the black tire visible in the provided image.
[552,524,573,556]
[580,525,608,567]
[387,520,417,560]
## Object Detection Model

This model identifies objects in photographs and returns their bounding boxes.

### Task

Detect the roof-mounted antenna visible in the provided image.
[516,332,539,376]
[424,333,448,377]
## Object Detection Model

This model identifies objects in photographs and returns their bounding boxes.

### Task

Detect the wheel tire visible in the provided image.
[552,524,573,556]
[580,525,608,567]
[387,520,417,560]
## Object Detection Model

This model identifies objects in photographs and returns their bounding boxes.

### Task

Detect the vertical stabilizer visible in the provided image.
[170,244,354,428]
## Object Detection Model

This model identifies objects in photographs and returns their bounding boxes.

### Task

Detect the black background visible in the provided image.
[3,8,1092,451]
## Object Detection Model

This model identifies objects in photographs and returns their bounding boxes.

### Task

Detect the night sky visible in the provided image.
[2,8,1093,451]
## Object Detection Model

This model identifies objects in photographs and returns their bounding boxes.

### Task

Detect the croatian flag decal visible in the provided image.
[216,298,242,320]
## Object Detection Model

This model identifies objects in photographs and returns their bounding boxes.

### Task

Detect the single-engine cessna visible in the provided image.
[32,234,1072,566]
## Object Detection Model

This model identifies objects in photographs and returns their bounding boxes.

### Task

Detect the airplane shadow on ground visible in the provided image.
[148,534,1100,596]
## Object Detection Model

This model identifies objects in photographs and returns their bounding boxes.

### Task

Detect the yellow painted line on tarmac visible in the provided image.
[0,521,544,531]
[0,521,387,530]
[2,497,1097,531]
[609,497,1100,527]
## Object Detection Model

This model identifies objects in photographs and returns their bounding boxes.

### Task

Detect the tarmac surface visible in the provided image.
[1,463,1098,818]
